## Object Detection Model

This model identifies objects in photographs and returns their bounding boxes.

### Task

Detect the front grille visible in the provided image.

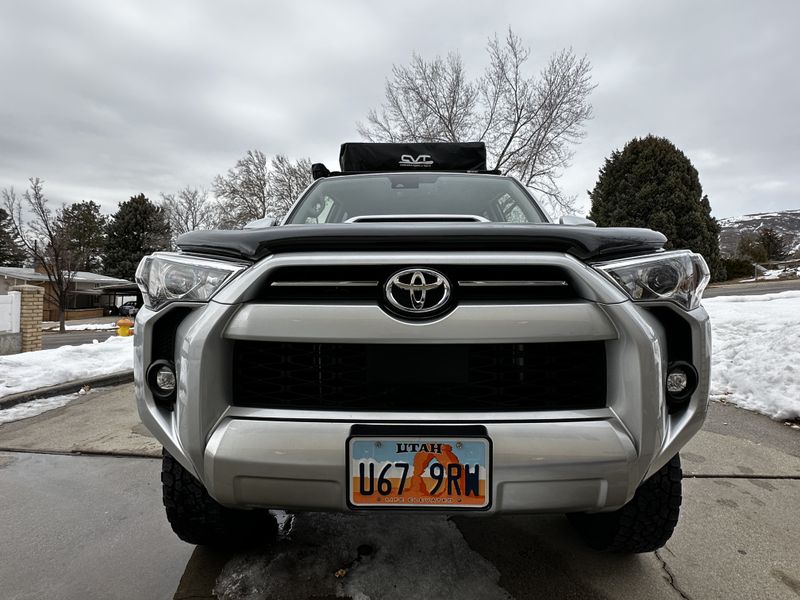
[232,341,606,411]
[258,265,577,303]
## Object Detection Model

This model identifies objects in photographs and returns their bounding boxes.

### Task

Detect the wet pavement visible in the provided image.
[0,386,798,599]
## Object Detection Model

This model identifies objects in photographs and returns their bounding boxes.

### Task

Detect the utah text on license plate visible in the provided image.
[348,437,490,509]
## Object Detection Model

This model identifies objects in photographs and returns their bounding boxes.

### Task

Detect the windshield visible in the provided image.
[285,173,547,224]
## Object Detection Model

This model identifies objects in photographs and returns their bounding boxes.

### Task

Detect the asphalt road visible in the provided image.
[705,277,800,298]
[41,330,116,349]
[0,386,798,600]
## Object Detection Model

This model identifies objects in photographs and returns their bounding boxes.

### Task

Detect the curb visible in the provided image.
[0,370,134,410]
[41,327,117,333]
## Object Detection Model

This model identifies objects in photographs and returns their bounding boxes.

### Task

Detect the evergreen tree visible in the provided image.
[736,233,768,263]
[59,200,107,271]
[588,135,724,280]
[104,194,171,281]
[756,227,789,261]
[0,207,27,266]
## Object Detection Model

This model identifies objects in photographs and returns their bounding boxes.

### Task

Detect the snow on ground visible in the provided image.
[0,336,133,398]
[704,290,800,420]
[0,392,79,425]
[214,512,510,600]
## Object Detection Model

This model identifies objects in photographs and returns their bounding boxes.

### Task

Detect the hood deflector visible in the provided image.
[177,223,666,263]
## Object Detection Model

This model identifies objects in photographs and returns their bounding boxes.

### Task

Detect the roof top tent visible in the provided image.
[312,142,494,179]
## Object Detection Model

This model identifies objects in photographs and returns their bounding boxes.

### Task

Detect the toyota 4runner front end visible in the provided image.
[134,143,711,553]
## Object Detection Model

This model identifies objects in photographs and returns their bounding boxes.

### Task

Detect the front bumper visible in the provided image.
[204,418,636,512]
[134,251,711,514]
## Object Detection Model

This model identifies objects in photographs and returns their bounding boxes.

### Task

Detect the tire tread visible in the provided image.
[161,449,276,547]
[568,454,682,553]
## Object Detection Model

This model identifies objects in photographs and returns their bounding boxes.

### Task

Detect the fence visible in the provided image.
[0,291,22,355]
[0,291,21,333]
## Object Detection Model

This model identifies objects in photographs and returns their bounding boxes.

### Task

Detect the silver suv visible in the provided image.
[134,142,711,553]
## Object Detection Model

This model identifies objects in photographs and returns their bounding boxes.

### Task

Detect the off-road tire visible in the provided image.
[161,449,277,547]
[567,454,682,553]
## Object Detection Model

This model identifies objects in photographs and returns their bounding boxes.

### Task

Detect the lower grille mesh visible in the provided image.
[233,341,606,411]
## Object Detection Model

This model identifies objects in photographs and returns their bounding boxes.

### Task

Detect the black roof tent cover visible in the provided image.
[339,142,487,172]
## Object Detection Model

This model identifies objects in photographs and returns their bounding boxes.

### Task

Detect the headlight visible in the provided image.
[594,250,710,310]
[135,253,246,310]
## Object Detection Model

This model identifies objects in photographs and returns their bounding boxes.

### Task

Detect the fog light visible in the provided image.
[666,369,688,394]
[146,359,177,404]
[665,361,698,406]
[155,366,176,391]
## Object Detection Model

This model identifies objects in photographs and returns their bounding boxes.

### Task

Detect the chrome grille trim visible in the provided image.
[269,281,378,287]
[458,280,569,287]
[211,252,630,305]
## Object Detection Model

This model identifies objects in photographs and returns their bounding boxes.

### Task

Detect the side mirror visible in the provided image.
[243,217,276,229]
[558,215,596,227]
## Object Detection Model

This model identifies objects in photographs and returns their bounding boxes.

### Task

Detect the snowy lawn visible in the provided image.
[704,291,800,420]
[0,336,133,398]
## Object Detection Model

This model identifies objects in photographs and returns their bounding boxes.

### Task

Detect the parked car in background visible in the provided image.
[118,301,140,317]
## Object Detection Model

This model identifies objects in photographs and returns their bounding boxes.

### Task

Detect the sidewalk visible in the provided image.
[0,384,158,456]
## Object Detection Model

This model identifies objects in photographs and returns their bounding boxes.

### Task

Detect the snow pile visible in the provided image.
[0,336,133,398]
[705,291,800,420]
[214,512,510,600]
[0,393,79,424]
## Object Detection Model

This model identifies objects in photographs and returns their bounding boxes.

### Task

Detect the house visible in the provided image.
[0,265,136,321]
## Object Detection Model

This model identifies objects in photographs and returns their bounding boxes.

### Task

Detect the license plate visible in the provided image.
[348,436,491,509]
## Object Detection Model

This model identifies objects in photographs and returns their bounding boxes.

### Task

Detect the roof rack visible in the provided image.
[311,142,500,180]
[311,166,503,180]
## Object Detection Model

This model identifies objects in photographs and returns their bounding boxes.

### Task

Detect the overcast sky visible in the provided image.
[1,0,798,219]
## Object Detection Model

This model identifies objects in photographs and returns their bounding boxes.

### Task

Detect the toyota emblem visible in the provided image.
[385,268,451,315]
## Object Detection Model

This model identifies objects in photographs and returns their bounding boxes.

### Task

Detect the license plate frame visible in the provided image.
[347,431,492,511]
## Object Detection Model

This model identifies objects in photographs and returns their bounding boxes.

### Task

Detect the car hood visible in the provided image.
[176,222,666,263]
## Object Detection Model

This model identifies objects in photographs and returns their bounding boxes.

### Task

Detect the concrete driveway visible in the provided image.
[0,384,798,599]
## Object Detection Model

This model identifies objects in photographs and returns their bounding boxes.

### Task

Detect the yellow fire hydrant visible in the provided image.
[116,318,134,337]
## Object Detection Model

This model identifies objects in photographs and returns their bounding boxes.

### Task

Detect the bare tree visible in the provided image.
[212,151,312,228]
[357,29,595,215]
[212,150,270,229]
[160,186,216,241]
[267,155,313,219]
[2,178,87,332]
